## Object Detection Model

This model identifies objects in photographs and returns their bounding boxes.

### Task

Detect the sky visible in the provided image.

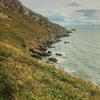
[20,0,100,27]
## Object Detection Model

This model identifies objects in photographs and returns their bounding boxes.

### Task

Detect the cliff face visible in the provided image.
[0,0,24,12]
[0,0,70,53]
[0,0,68,40]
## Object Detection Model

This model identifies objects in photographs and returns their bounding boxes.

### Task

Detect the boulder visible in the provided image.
[67,31,72,34]
[64,41,70,44]
[62,34,69,37]
[71,29,76,31]
[49,57,58,63]
[41,51,52,56]
[48,51,52,54]
[29,48,51,57]
[47,45,55,48]
[56,53,62,56]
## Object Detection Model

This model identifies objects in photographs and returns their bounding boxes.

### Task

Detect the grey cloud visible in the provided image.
[76,9,100,19]
[77,9,99,14]
[66,2,80,7]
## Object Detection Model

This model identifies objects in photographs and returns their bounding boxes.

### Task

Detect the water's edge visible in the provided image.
[45,28,100,86]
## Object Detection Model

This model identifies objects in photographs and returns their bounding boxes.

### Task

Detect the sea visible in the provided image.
[47,27,100,86]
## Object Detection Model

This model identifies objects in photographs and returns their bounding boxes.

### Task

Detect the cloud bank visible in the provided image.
[20,0,100,27]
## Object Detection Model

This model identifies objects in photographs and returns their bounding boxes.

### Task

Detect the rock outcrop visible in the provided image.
[0,0,25,12]
[49,57,58,63]
[29,48,52,57]
[0,0,69,41]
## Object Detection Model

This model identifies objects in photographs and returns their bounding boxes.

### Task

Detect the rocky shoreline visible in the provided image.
[29,29,74,62]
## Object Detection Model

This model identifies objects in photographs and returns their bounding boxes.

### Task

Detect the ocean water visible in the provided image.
[47,28,100,86]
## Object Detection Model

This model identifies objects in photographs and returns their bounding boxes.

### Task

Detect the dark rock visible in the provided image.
[31,54,42,59]
[46,41,53,45]
[39,45,47,51]
[64,41,70,44]
[64,42,67,44]
[56,39,61,43]
[42,52,52,56]
[56,53,62,56]
[71,29,76,31]
[29,48,51,57]
[49,57,58,63]
[46,39,61,47]
[62,34,69,37]
[44,41,53,48]
[67,31,72,34]
[47,45,55,48]
[48,51,52,54]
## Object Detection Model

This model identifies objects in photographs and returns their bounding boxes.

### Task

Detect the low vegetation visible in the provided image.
[0,41,100,100]
[0,0,100,100]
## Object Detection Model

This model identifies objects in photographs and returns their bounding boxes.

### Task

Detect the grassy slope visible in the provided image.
[0,6,100,100]
[0,7,50,48]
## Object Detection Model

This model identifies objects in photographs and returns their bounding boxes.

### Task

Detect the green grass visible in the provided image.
[0,44,100,100]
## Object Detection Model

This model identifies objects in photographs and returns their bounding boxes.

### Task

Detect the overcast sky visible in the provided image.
[20,0,100,27]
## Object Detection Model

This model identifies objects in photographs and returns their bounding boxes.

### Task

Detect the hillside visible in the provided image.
[0,0,100,100]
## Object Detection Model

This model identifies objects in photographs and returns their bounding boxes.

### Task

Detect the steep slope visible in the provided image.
[0,0,69,49]
[0,0,100,100]
[0,0,69,39]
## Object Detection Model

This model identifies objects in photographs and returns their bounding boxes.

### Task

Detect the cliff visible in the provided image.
[0,0,68,39]
[0,0,100,100]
